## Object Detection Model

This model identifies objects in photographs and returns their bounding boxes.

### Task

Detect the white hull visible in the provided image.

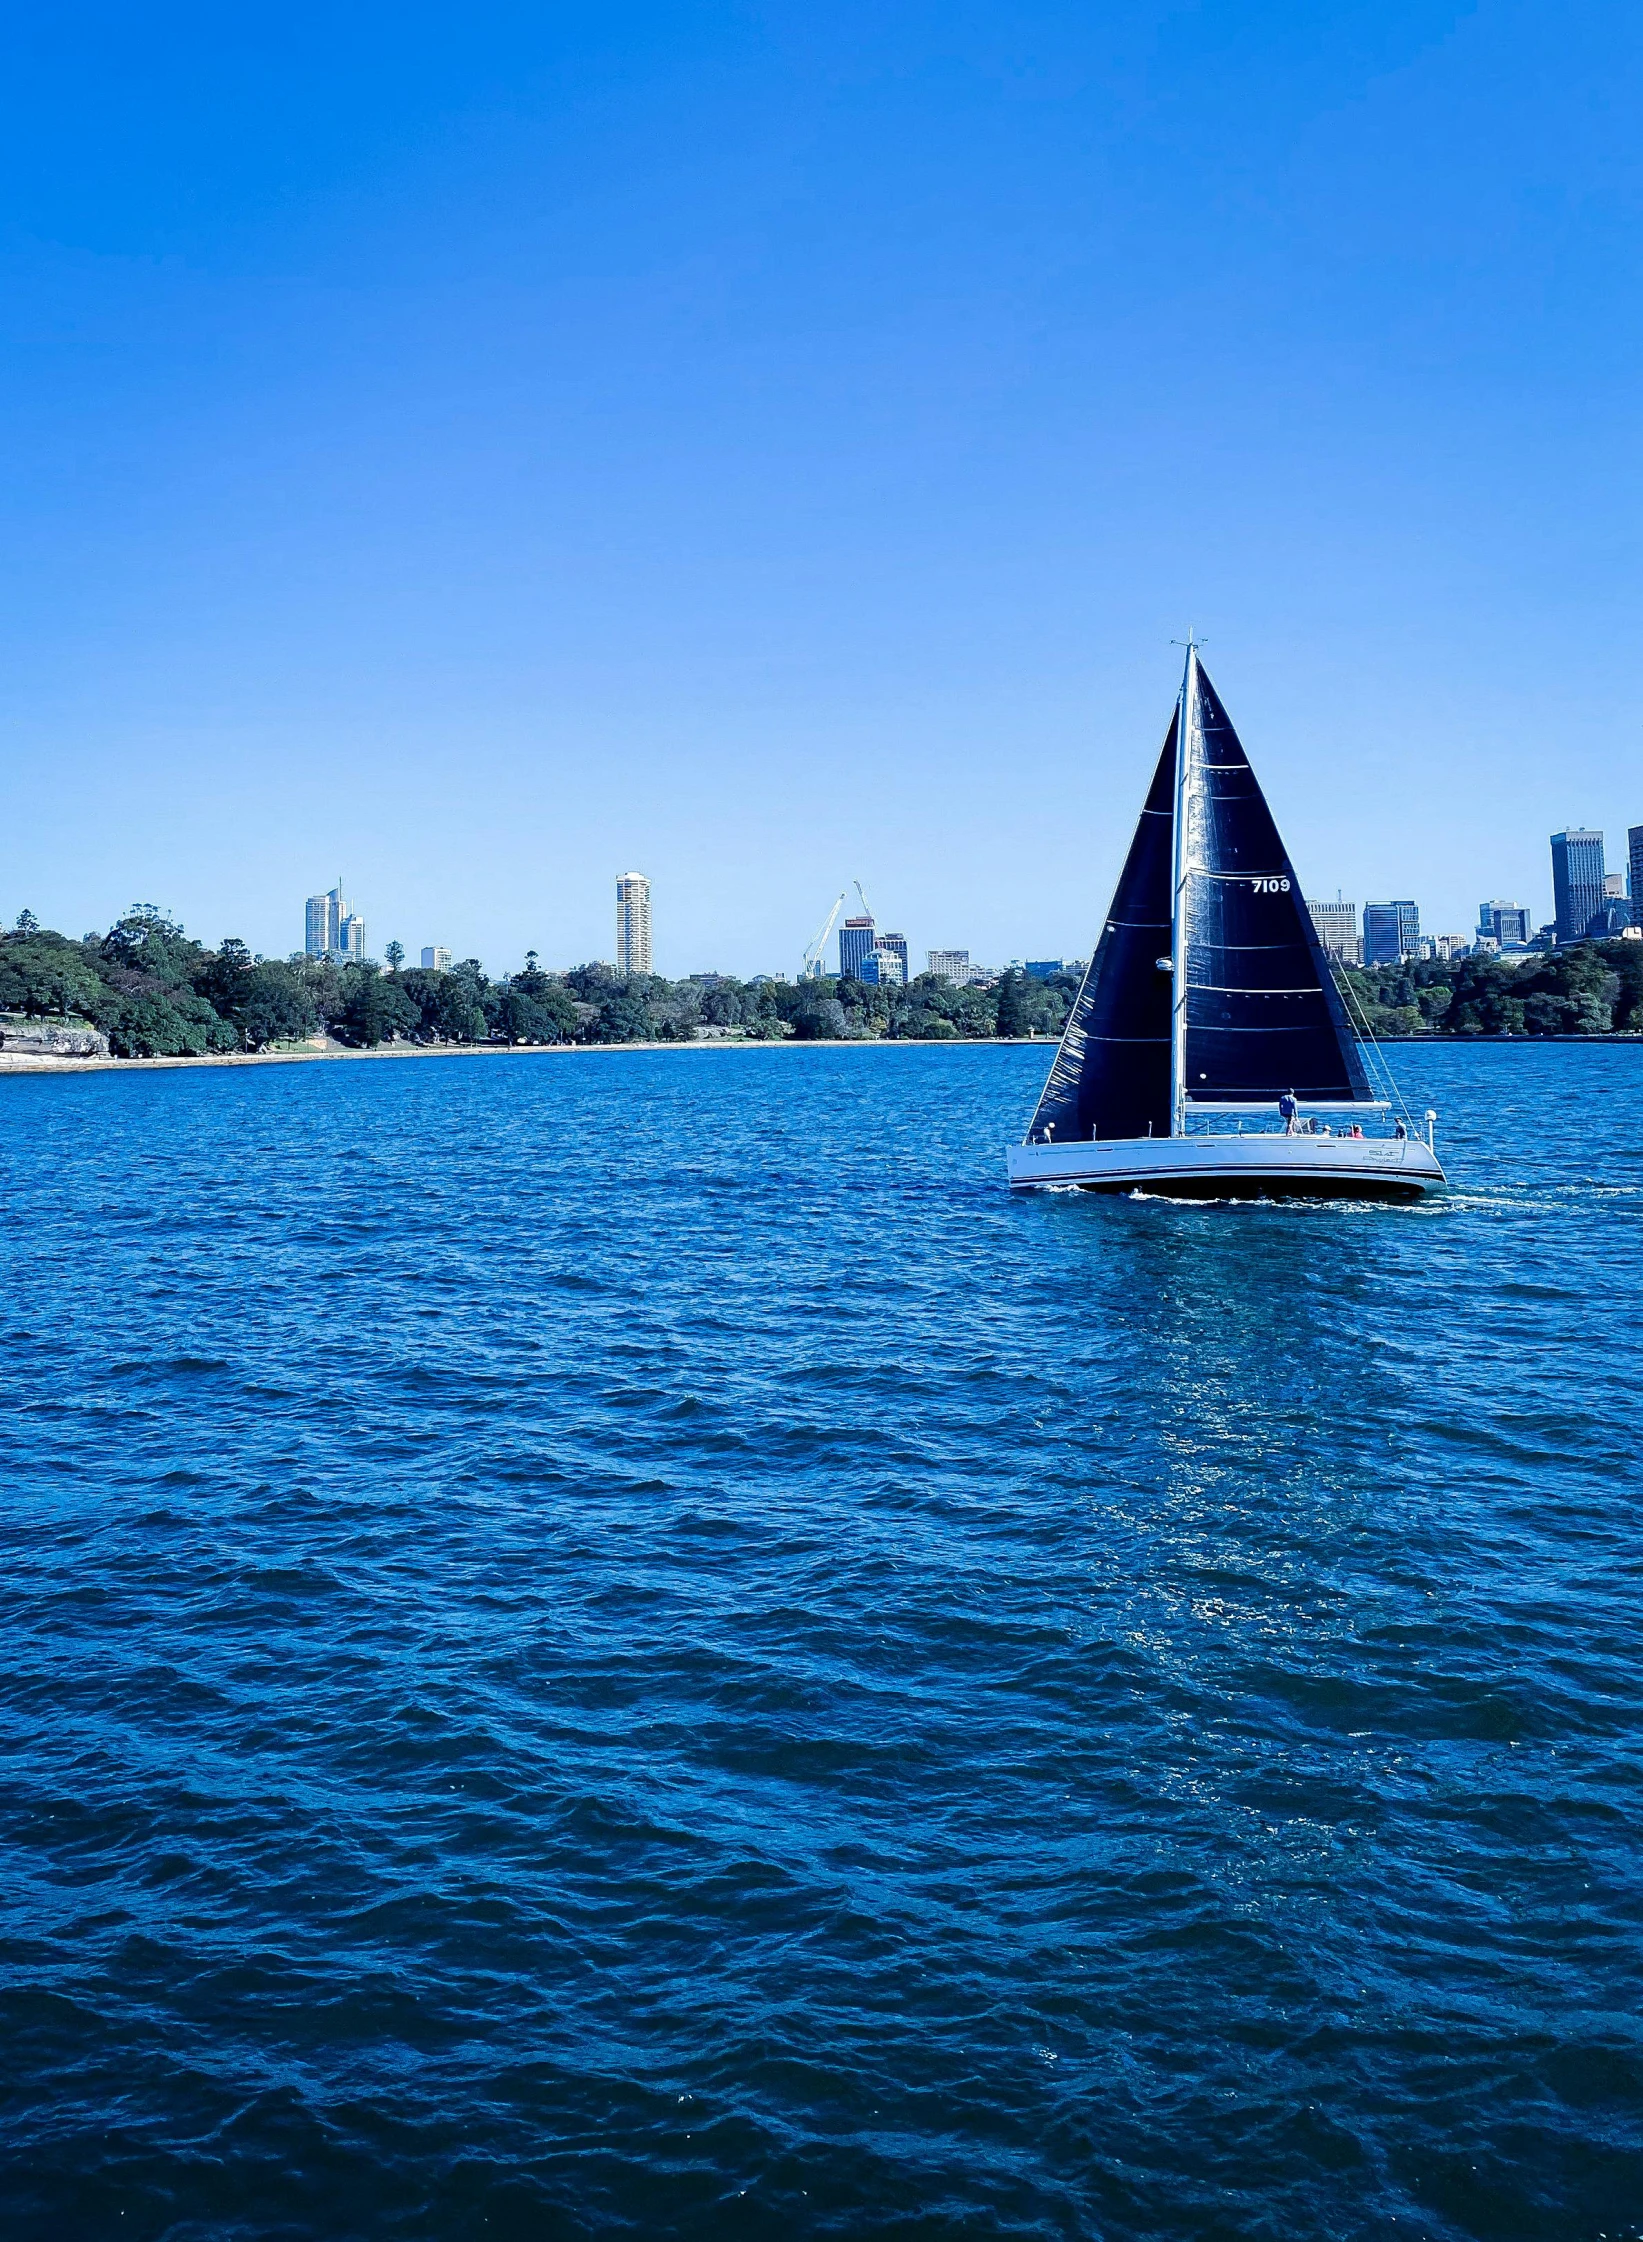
[1006,1132,1445,1199]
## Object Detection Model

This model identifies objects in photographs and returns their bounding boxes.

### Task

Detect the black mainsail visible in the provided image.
[1027,648,1374,1145]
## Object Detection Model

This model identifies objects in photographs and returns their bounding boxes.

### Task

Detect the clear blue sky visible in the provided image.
[3,1,1639,974]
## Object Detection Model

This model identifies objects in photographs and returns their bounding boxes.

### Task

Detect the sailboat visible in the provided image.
[1007,643,1446,1200]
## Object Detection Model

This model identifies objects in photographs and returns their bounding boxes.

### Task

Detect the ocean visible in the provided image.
[1,1041,1639,2240]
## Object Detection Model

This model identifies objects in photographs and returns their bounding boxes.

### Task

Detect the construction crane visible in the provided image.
[853,879,874,921]
[802,892,847,980]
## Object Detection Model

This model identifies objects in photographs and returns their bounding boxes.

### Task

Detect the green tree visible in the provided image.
[0,934,109,1021]
[793,996,848,1040]
[385,940,405,972]
[397,967,486,1042]
[336,968,419,1048]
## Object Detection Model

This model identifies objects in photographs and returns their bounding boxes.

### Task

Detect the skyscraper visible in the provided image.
[305,887,339,957]
[878,932,909,979]
[421,946,452,971]
[1362,901,1419,966]
[305,879,364,961]
[838,914,877,978]
[1630,827,1643,927]
[616,873,651,975]
[1550,829,1605,942]
[1307,897,1359,960]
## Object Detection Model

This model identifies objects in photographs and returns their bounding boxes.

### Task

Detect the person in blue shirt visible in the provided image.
[1278,1090,1298,1135]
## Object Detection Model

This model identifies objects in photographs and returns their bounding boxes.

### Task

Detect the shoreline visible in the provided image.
[0,1031,1636,1078]
[0,1036,1061,1076]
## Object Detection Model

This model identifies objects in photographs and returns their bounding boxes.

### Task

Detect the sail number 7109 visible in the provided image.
[1250,877,1291,893]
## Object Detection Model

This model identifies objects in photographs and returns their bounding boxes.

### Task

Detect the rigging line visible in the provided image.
[1332,959,1393,1100]
[1328,956,1416,1127]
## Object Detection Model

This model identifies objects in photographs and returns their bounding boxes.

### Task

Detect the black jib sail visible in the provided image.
[1026,711,1177,1144]
[1026,651,1374,1144]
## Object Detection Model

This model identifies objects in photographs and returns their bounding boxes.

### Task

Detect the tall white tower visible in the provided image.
[616,872,651,975]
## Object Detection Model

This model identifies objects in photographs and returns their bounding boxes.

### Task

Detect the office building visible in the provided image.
[838,914,878,979]
[1629,828,1643,927]
[1307,897,1359,961]
[616,872,651,975]
[305,879,365,962]
[877,932,909,978]
[1606,871,1627,898]
[1024,959,1064,980]
[1362,901,1420,967]
[1587,896,1633,937]
[1477,901,1531,948]
[1551,829,1605,943]
[859,948,906,987]
[927,948,969,980]
[1433,934,1472,961]
[421,946,452,972]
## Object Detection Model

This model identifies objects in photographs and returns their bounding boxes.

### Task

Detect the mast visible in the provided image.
[1168,639,1195,1137]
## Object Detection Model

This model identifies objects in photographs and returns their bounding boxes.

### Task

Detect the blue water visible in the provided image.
[2,1042,1640,2241]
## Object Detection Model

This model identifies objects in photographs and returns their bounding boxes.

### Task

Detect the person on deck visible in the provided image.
[1278,1090,1298,1134]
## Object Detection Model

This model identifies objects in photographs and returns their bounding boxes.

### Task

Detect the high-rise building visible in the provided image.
[1362,900,1420,966]
[877,932,909,978]
[838,914,877,979]
[616,873,651,975]
[1551,829,1605,943]
[1433,934,1472,961]
[305,888,339,957]
[421,946,452,971]
[1477,901,1531,948]
[1307,897,1359,959]
[305,878,364,961]
[927,948,969,979]
[1629,827,1643,927]
[1605,871,1626,898]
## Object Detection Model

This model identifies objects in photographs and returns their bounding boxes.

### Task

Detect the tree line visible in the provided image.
[0,907,1084,1057]
[1341,942,1643,1036]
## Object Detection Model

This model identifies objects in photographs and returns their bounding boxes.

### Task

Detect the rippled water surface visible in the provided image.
[2,1042,1641,2241]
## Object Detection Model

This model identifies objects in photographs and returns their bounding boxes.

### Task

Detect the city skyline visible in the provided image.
[277,819,1638,982]
[21,762,1636,984]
